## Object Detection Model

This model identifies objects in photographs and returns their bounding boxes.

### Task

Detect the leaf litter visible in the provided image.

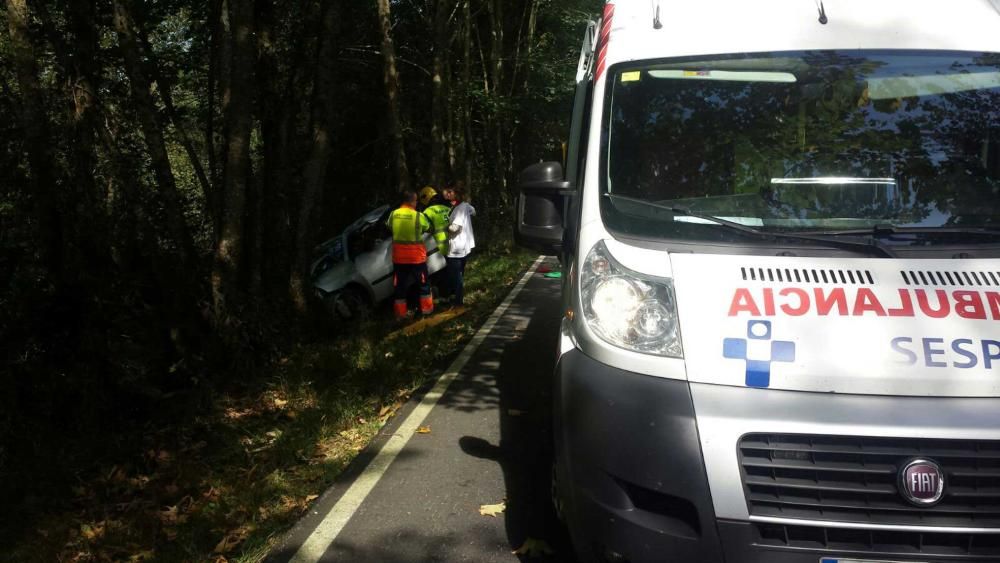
[478,500,506,517]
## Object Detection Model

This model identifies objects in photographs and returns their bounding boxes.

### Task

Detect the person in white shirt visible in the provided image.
[443,183,475,306]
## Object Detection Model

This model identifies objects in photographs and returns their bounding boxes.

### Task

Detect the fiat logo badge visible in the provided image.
[899,458,945,506]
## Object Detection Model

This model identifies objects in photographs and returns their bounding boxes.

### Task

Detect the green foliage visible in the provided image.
[2,245,535,562]
[2,0,591,556]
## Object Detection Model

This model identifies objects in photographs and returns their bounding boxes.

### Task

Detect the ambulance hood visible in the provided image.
[670,254,1000,397]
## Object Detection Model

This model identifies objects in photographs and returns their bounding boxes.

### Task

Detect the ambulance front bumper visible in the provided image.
[555,349,1000,563]
[554,348,725,562]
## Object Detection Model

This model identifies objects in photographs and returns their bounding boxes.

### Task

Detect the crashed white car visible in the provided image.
[311,205,447,320]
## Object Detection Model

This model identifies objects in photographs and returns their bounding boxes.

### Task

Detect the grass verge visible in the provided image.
[4,244,537,563]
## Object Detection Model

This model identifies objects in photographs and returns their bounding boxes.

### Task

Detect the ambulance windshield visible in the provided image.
[602,51,1000,242]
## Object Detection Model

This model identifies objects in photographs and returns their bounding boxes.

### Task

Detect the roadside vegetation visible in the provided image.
[1,0,594,559]
[3,245,536,562]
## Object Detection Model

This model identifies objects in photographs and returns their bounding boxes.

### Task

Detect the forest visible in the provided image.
[1,0,599,559]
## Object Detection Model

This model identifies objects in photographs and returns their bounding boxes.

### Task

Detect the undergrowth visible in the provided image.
[2,244,537,563]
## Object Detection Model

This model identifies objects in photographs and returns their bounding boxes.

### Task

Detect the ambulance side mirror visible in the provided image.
[515,161,573,256]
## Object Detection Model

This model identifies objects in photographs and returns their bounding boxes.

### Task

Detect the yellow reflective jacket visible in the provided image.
[387,204,430,264]
[423,203,451,255]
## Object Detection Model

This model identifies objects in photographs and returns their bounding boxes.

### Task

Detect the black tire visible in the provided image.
[325,286,370,322]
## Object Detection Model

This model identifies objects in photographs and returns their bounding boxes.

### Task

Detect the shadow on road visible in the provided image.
[328,525,513,562]
[268,268,575,563]
[457,272,576,562]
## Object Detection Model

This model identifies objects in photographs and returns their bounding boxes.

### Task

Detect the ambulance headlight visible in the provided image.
[581,242,683,358]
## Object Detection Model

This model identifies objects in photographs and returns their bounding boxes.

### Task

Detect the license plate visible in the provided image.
[821,559,929,563]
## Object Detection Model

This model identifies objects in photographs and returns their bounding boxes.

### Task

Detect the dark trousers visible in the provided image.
[393,262,433,317]
[446,256,467,305]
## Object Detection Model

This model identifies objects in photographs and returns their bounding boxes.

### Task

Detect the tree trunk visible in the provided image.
[61,0,100,192]
[211,0,255,319]
[34,0,107,269]
[473,11,497,216]
[488,0,507,195]
[506,0,538,193]
[429,0,450,186]
[478,0,506,199]
[64,0,112,269]
[111,0,195,264]
[289,2,338,313]
[215,0,233,201]
[445,54,457,175]
[376,0,410,192]
[255,0,281,297]
[206,0,222,211]
[244,0,279,298]
[257,0,313,300]
[526,0,538,86]
[6,0,63,279]
[135,33,216,222]
[508,0,537,97]
[462,0,473,193]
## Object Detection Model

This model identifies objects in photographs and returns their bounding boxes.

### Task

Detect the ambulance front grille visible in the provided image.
[901,270,1000,287]
[740,267,874,285]
[754,522,1000,559]
[739,434,1000,528]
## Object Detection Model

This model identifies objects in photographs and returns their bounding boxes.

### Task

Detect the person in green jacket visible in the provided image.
[418,186,452,257]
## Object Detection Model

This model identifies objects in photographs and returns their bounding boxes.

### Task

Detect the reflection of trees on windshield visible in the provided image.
[911,54,1000,225]
[606,51,1000,229]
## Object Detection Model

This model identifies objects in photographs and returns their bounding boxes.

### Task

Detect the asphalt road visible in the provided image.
[268,257,575,563]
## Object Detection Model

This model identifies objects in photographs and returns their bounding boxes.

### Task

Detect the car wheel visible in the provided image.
[325,287,370,322]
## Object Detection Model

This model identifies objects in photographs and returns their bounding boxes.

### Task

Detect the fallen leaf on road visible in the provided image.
[304,494,319,503]
[416,426,431,434]
[479,500,506,517]
[513,537,555,557]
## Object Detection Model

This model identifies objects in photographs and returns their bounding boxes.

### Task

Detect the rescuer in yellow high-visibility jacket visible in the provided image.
[387,191,434,318]
[419,186,452,256]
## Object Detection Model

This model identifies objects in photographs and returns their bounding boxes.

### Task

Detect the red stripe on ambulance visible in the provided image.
[594,3,615,81]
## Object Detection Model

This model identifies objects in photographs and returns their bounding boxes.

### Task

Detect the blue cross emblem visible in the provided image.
[723,320,796,388]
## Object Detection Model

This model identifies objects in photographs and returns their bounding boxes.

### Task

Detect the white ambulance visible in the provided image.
[515,1,1000,561]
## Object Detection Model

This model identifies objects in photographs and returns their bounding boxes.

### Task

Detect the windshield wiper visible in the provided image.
[603,193,896,258]
[792,225,1000,239]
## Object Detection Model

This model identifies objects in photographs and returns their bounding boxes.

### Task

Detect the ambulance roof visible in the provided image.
[603,0,1000,68]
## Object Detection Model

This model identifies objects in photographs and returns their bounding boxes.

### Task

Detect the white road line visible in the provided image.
[289,256,545,563]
